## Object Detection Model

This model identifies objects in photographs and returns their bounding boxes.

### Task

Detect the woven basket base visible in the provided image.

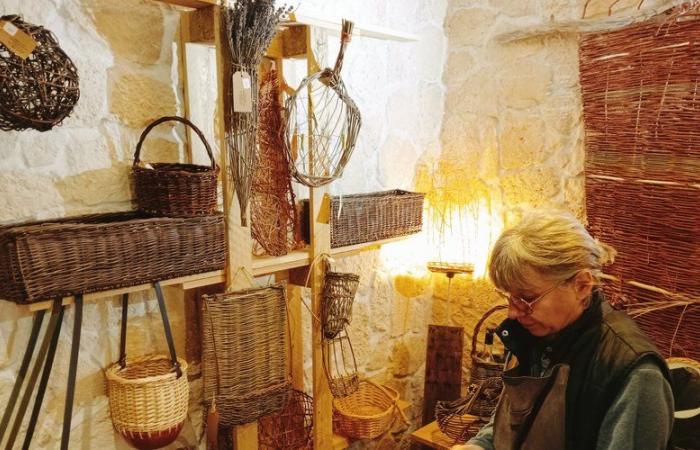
[120,421,184,450]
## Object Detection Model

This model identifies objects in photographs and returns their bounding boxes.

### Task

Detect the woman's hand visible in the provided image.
[450,445,485,450]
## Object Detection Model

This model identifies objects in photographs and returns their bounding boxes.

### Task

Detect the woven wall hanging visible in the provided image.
[252,68,299,256]
[0,15,79,131]
[580,3,700,361]
[284,19,361,187]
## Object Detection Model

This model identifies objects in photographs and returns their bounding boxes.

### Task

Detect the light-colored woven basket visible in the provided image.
[105,354,189,436]
[333,380,408,440]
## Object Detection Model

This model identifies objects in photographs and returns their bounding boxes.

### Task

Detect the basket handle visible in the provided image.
[365,380,410,426]
[133,115,216,170]
[470,304,508,358]
[118,282,183,378]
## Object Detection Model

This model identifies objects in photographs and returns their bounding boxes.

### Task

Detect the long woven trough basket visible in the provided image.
[0,212,226,304]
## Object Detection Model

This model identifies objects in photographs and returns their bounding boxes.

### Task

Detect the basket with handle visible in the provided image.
[132,115,219,217]
[469,305,507,418]
[332,380,409,440]
[105,284,189,450]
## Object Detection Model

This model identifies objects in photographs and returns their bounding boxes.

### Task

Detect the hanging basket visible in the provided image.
[322,330,360,398]
[332,380,409,440]
[105,288,189,450]
[470,305,508,385]
[202,283,291,426]
[106,355,189,450]
[322,271,360,339]
[0,15,80,131]
[132,116,219,217]
[258,389,313,450]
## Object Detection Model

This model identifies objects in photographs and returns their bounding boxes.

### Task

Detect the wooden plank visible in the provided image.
[156,0,218,9]
[252,249,311,275]
[422,325,463,426]
[410,420,454,450]
[186,6,215,44]
[213,4,258,448]
[25,271,225,312]
[285,13,418,42]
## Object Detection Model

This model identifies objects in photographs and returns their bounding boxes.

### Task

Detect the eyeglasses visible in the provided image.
[495,277,570,315]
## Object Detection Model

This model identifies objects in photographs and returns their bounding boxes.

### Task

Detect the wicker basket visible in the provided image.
[0,212,225,304]
[300,190,424,248]
[435,388,482,444]
[259,389,313,450]
[470,305,507,385]
[133,116,219,217]
[322,330,360,398]
[333,380,409,440]
[106,355,189,449]
[322,271,360,339]
[202,283,291,426]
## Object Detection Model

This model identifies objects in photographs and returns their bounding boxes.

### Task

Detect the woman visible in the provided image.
[455,210,674,450]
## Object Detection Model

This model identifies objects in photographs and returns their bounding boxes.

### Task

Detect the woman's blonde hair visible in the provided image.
[488,209,616,292]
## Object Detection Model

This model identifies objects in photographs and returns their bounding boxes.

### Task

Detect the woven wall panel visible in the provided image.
[580,4,700,361]
[580,10,700,183]
[586,176,700,297]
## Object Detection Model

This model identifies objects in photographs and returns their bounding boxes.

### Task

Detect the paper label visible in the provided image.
[232,71,253,113]
[0,20,37,59]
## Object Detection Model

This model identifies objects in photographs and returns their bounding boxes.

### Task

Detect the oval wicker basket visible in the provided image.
[469,305,507,418]
[106,354,189,450]
[332,380,408,440]
[133,116,219,217]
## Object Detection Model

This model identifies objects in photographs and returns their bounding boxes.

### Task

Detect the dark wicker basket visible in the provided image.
[0,15,80,131]
[0,212,225,304]
[435,386,483,444]
[470,305,508,385]
[322,271,360,339]
[133,116,219,217]
[258,389,313,450]
[300,190,424,248]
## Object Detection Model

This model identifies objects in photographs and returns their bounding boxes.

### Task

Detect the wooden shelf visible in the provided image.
[332,399,412,450]
[409,420,456,450]
[155,0,218,9]
[285,13,418,42]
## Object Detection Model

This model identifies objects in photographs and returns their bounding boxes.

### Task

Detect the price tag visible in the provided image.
[0,20,37,59]
[232,71,253,113]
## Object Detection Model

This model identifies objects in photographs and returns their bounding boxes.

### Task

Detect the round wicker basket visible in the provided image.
[332,380,408,440]
[106,354,189,450]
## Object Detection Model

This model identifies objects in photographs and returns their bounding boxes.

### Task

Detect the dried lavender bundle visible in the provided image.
[223,0,290,226]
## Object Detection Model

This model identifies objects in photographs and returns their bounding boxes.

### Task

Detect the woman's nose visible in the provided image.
[508,303,525,320]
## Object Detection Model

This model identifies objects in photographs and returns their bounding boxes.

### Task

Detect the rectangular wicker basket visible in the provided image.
[0,212,226,304]
[301,190,424,248]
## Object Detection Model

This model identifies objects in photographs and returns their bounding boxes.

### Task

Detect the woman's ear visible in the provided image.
[574,270,594,302]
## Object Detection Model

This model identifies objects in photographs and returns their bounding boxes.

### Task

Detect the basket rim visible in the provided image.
[105,354,189,385]
[133,162,219,176]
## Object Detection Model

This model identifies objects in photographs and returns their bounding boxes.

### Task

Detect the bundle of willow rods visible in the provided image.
[223,0,290,225]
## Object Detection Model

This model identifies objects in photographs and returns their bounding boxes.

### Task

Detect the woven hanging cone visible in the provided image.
[0,15,79,131]
[132,116,219,218]
[258,389,313,450]
[252,69,299,256]
[106,355,189,450]
[332,380,409,440]
[322,271,360,339]
[322,329,360,398]
[285,19,361,187]
[202,284,291,427]
[580,2,700,363]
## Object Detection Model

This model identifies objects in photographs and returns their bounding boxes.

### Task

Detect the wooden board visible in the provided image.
[410,420,457,450]
[422,325,464,426]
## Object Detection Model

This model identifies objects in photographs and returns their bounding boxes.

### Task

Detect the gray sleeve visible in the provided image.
[465,413,495,450]
[596,359,674,450]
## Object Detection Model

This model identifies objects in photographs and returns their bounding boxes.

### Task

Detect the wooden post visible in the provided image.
[213,5,257,449]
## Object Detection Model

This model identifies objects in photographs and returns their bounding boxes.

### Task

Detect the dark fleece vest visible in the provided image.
[496,291,672,450]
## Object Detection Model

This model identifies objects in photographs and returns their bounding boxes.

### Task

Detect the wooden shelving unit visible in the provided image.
[7,2,417,449]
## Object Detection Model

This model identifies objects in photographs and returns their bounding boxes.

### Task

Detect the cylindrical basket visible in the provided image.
[258,389,313,450]
[106,355,189,450]
[322,271,360,339]
[133,116,219,217]
[322,330,360,398]
[202,283,291,426]
[332,380,408,440]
